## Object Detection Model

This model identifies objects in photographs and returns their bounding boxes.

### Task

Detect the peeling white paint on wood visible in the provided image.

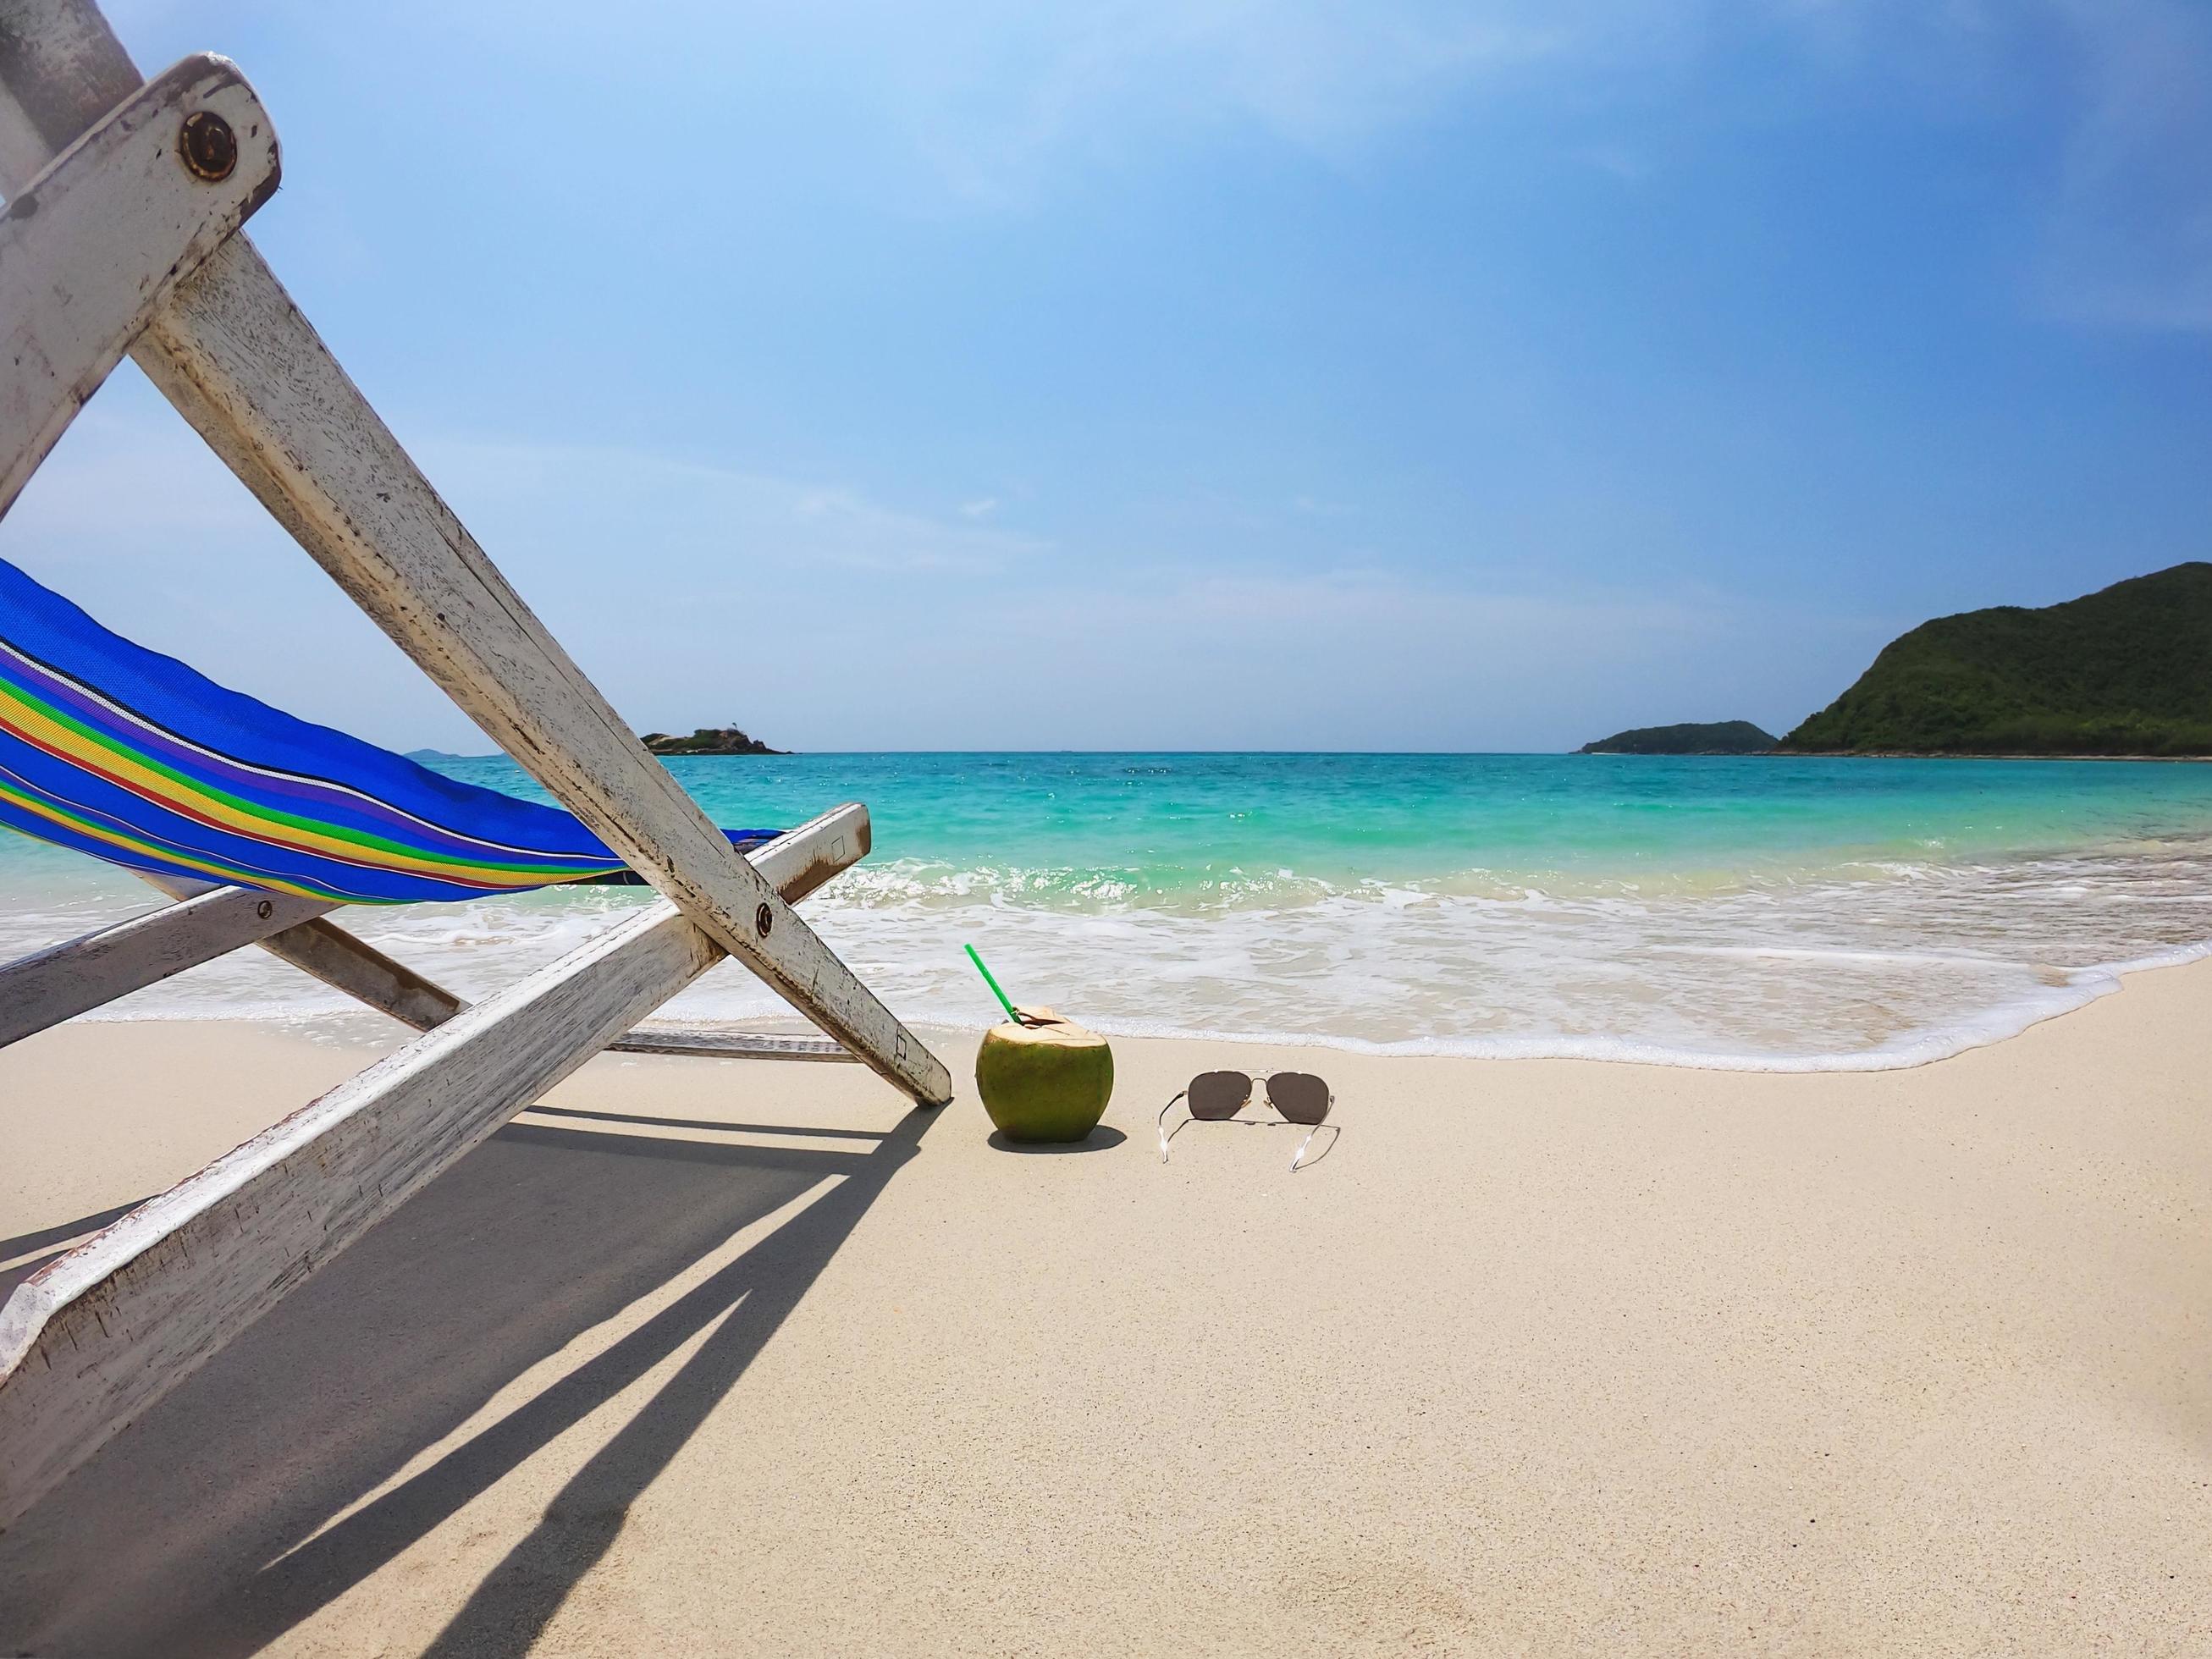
[127,802,871,1048]
[137,871,469,1033]
[0,884,333,1047]
[608,1029,858,1062]
[0,52,276,519]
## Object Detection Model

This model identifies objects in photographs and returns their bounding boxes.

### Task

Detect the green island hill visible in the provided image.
[1781,563,2212,757]
[1578,720,1779,755]
[639,726,788,757]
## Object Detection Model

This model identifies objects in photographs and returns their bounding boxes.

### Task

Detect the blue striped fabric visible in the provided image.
[0,556,775,902]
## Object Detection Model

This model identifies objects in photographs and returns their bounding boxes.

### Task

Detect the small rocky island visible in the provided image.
[640,725,787,757]
[1579,720,1778,755]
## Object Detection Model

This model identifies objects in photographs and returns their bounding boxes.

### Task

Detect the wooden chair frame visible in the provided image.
[0,0,952,1530]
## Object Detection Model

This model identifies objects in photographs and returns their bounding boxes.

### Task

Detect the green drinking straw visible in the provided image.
[963,943,1023,1024]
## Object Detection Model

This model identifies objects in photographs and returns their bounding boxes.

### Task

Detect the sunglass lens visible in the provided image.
[1188,1071,1252,1120]
[1266,1072,1331,1124]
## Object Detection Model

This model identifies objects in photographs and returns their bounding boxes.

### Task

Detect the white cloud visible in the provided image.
[422,438,1045,581]
[0,379,1051,749]
[1574,143,1656,183]
[116,0,2199,333]
[800,0,1577,201]
[2032,0,2212,332]
[851,563,1888,752]
[3,397,269,550]
[1706,0,2212,334]
[0,381,1898,751]
[728,0,2212,331]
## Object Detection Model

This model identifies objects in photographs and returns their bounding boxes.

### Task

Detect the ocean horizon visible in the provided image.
[6,750,2211,1072]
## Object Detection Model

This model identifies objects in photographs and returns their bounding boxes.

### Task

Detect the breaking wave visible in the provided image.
[11,829,2212,1072]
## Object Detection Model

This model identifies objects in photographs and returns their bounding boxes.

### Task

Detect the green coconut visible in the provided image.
[974,1008,1114,1143]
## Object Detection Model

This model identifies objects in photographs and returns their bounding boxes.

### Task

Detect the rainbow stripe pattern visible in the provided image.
[0,557,773,903]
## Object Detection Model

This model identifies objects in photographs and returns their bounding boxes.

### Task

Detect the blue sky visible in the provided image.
[9,0,2210,752]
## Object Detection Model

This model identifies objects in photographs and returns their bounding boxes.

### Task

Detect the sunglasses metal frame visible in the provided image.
[1157,1069,1338,1171]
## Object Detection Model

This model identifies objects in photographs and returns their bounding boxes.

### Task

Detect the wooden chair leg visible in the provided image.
[0,885,335,1047]
[129,803,876,1058]
[0,806,867,1529]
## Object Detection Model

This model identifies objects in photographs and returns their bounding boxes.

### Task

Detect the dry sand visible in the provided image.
[0,962,2207,1656]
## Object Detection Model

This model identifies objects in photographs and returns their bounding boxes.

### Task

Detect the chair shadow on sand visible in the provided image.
[0,1089,945,1658]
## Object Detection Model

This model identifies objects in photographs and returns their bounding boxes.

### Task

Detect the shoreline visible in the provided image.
[14,752,2212,1080]
[1585,750,2212,761]
[1765,749,2212,762]
[17,752,2212,1077]
[51,929,2212,1077]
[4,956,2209,1652]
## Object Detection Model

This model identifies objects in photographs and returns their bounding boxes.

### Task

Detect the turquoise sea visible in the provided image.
[4,752,2212,1069]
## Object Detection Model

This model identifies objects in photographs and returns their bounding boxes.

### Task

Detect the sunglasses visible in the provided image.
[1158,1070,1338,1171]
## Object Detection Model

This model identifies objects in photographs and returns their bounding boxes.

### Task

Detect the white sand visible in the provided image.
[1,962,2208,1655]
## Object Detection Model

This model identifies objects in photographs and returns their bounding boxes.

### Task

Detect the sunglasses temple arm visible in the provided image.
[1157,1092,1188,1163]
[1288,1097,1337,1172]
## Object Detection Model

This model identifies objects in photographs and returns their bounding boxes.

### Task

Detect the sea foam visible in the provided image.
[14,833,2212,1074]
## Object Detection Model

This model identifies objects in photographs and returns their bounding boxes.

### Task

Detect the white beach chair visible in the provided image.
[0,0,951,1532]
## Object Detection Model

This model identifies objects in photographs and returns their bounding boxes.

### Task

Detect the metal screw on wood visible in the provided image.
[178,110,235,181]
[755,902,774,937]
[256,900,273,920]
